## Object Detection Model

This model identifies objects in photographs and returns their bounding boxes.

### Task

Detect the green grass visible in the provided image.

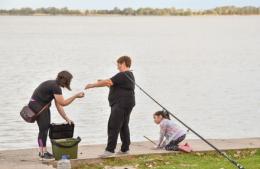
[75,149,260,169]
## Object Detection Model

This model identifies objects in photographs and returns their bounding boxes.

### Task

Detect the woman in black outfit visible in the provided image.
[29,71,84,159]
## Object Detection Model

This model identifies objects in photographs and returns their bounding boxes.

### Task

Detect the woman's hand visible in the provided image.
[76,92,85,98]
[66,118,74,125]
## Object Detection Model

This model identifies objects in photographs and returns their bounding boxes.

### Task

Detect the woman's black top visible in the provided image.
[31,80,62,105]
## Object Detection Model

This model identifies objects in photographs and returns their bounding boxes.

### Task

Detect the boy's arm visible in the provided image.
[85,72,124,90]
[85,79,113,89]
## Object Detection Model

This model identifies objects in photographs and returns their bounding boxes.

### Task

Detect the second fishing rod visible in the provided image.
[121,70,244,169]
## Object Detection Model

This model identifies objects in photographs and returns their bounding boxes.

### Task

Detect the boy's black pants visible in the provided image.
[106,103,133,153]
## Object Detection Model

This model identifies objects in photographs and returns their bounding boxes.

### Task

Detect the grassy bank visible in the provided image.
[75,149,260,169]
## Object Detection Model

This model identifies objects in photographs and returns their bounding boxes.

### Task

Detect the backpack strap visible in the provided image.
[36,102,51,117]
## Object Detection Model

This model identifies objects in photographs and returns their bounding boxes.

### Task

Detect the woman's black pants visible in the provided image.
[29,101,51,147]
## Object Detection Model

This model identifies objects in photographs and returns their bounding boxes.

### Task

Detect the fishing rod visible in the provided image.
[122,70,245,169]
[143,136,157,145]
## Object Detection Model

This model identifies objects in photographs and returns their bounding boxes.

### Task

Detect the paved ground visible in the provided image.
[0,138,259,169]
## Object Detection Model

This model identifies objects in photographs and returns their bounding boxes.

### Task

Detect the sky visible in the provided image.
[1,0,260,10]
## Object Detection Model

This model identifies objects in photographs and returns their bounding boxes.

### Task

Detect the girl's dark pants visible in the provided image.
[29,101,51,147]
[165,134,186,151]
[106,103,133,153]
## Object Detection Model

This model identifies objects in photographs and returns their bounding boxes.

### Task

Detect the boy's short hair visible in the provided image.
[117,56,132,68]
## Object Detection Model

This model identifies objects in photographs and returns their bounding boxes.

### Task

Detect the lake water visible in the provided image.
[0,16,260,150]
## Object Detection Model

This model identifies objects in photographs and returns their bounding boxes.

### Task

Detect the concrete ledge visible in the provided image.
[0,138,259,169]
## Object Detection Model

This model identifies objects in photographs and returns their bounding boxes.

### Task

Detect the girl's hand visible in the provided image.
[152,145,160,150]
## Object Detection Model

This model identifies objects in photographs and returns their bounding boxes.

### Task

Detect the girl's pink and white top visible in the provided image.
[157,118,186,147]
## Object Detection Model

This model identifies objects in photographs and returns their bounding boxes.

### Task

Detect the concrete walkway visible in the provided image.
[0,138,259,169]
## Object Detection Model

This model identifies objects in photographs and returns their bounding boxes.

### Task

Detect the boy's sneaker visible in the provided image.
[116,150,129,155]
[39,152,54,160]
[99,151,115,158]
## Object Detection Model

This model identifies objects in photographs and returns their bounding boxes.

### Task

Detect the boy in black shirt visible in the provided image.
[85,56,135,157]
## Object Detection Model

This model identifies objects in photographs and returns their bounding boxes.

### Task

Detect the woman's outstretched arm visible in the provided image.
[54,92,84,107]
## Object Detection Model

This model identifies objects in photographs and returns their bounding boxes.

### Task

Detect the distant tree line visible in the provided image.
[0,6,260,16]
[0,7,81,15]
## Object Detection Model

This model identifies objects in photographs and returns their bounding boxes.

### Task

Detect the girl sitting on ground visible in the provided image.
[153,110,189,151]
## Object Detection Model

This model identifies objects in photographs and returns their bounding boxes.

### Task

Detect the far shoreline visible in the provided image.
[1,14,260,17]
[1,6,260,17]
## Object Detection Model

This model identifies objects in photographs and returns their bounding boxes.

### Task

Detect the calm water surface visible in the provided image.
[0,16,260,150]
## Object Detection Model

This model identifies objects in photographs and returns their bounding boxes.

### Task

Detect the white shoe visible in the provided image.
[99,151,115,158]
[116,150,129,155]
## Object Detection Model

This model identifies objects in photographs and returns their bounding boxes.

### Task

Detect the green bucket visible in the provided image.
[51,137,81,160]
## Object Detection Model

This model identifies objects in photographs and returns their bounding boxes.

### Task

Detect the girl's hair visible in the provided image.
[154,110,171,120]
[56,70,73,91]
